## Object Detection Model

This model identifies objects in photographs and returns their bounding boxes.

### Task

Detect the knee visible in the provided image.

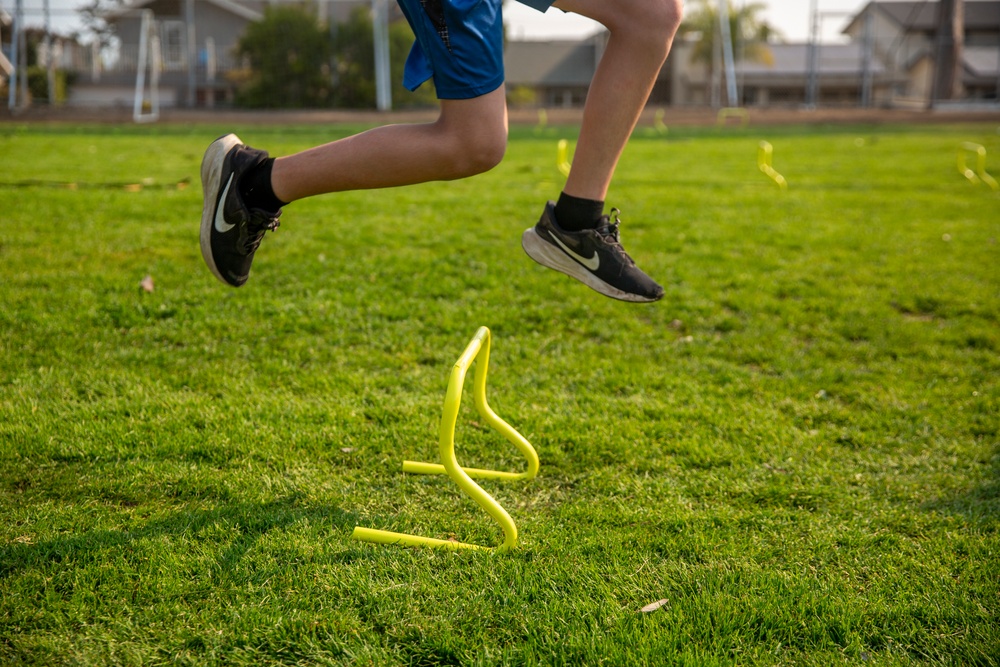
[442,123,507,178]
[611,0,682,57]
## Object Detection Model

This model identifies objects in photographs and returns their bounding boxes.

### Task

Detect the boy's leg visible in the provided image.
[521,0,682,302]
[201,87,507,288]
[555,0,682,201]
[272,86,508,201]
[201,0,509,288]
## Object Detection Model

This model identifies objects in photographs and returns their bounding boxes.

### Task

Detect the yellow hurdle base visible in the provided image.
[401,460,531,481]
[350,527,488,551]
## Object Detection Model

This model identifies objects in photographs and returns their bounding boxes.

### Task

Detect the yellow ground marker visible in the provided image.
[958,142,999,191]
[654,108,668,135]
[557,139,572,177]
[758,141,788,190]
[717,107,749,127]
[351,327,539,553]
[534,108,548,135]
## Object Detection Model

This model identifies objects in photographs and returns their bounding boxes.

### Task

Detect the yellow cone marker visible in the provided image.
[351,327,538,553]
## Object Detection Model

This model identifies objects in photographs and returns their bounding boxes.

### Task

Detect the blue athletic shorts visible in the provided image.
[398,0,557,100]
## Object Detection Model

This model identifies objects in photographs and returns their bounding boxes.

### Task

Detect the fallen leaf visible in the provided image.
[640,599,669,613]
[140,275,155,293]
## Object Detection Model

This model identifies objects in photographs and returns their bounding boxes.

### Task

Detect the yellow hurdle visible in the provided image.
[717,107,749,128]
[958,142,999,191]
[654,108,668,135]
[351,327,539,553]
[556,139,572,177]
[758,141,788,190]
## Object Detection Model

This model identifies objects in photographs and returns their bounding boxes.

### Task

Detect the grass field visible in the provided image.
[1,120,998,666]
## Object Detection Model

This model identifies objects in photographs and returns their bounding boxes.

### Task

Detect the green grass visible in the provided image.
[1,120,998,666]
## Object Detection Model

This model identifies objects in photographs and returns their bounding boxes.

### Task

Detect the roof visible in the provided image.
[737,43,889,76]
[844,1,1000,34]
[963,45,1000,77]
[504,39,600,87]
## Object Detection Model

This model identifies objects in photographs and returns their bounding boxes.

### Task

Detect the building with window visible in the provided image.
[842,1,1000,103]
[57,0,1000,110]
[507,0,999,110]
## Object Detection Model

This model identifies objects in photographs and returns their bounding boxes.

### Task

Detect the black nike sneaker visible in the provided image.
[200,133,280,287]
[521,201,664,302]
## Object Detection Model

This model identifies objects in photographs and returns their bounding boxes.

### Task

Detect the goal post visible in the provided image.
[133,9,161,123]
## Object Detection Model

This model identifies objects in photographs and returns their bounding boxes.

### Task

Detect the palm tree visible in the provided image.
[679,0,779,106]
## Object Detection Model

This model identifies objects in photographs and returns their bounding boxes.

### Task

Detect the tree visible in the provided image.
[235,4,334,109]
[77,0,123,48]
[330,6,436,109]
[679,0,778,105]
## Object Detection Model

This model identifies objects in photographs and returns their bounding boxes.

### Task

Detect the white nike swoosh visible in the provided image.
[214,175,236,233]
[548,229,600,271]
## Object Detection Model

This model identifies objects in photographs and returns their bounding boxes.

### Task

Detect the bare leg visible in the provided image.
[270,86,509,203]
[552,0,682,200]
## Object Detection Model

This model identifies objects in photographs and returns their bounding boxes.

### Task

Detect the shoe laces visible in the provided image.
[244,209,281,254]
[595,208,635,267]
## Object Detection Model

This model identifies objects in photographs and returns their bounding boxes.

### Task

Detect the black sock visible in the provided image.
[240,158,287,214]
[553,192,604,232]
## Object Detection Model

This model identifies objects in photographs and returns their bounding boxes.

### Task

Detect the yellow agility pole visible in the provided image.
[351,327,538,553]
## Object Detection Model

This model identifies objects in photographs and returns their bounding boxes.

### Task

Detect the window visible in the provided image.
[160,20,187,71]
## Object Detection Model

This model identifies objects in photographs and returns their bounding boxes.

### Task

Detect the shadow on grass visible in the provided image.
[0,495,359,579]
[921,444,1000,527]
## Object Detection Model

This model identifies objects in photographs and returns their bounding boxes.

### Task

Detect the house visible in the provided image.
[668,39,898,108]
[503,33,678,107]
[70,0,374,108]
[508,0,999,110]
[842,1,1000,103]
[504,35,604,108]
[55,0,1000,111]
[71,0,263,108]
[738,42,897,107]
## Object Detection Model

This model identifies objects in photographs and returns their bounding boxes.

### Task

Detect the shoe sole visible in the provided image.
[200,133,242,286]
[521,227,658,303]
